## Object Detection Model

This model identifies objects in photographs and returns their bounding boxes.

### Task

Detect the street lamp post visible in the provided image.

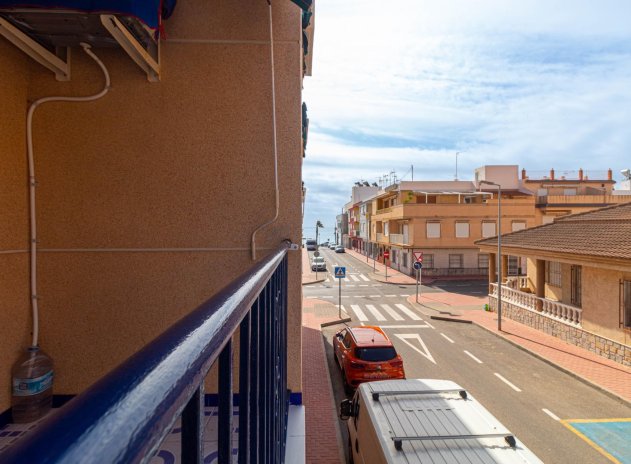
[479,180,502,331]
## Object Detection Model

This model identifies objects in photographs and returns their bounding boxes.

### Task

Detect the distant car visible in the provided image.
[329,244,336,250]
[333,326,405,394]
[335,246,345,253]
[311,256,326,271]
[305,239,317,251]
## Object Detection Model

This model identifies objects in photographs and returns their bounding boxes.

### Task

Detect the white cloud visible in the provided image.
[302,0,631,232]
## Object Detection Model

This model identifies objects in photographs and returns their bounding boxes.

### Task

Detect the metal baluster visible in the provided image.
[239,312,251,464]
[250,299,260,464]
[219,339,233,464]
[182,385,204,464]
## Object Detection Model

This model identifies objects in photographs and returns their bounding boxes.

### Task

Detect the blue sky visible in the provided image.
[301,0,631,242]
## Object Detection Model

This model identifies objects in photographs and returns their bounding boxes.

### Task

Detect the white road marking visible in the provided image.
[373,284,382,287]
[346,285,356,287]
[380,304,404,321]
[359,274,370,281]
[542,409,560,421]
[350,304,368,321]
[369,295,381,298]
[440,333,455,343]
[464,350,483,364]
[365,304,387,321]
[394,334,436,364]
[359,284,369,287]
[385,294,397,297]
[394,304,422,321]
[321,296,333,299]
[380,325,432,329]
[350,275,360,282]
[494,373,522,392]
[400,294,411,297]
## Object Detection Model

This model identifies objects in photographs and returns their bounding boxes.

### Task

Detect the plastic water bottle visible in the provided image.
[11,346,54,423]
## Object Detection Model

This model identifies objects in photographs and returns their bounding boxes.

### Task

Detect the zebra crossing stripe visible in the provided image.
[365,304,386,321]
[349,275,360,282]
[394,304,422,321]
[359,274,370,281]
[380,304,404,321]
[350,304,368,321]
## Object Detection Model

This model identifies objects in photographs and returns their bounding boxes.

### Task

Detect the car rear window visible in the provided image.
[354,347,397,362]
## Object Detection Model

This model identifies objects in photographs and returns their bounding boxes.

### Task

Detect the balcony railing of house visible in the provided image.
[3,242,292,464]
[535,194,631,206]
[375,207,393,214]
[489,283,582,326]
[375,233,389,244]
[388,233,408,245]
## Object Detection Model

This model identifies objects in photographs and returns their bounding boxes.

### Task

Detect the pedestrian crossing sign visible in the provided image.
[334,266,346,278]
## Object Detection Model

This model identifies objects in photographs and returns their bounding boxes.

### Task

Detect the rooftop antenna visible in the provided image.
[455,152,460,181]
[621,169,631,180]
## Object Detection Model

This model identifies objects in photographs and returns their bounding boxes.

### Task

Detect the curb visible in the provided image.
[471,321,631,407]
[321,318,352,328]
[430,315,472,324]
[302,278,326,286]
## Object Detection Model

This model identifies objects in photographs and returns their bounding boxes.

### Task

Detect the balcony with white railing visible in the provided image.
[375,233,389,244]
[489,283,582,326]
[389,233,409,245]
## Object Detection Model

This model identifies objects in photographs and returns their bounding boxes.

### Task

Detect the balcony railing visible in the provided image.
[389,233,408,245]
[489,283,582,326]
[2,242,291,464]
[422,267,488,277]
[375,233,389,243]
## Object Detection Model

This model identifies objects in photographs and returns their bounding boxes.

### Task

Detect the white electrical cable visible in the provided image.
[250,1,280,261]
[27,43,111,348]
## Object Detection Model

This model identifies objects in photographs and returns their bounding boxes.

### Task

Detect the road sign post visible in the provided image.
[334,266,346,319]
[414,261,422,302]
[384,250,390,280]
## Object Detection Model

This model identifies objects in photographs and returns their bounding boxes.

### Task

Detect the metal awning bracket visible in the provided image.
[100,14,159,82]
[0,16,70,80]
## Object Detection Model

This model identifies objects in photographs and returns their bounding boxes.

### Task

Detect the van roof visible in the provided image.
[350,326,391,347]
[358,379,543,463]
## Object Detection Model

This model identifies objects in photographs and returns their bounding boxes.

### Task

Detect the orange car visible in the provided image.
[333,326,405,393]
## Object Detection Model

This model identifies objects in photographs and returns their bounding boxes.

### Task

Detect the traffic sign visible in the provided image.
[413,251,423,262]
[313,250,320,257]
[413,261,422,270]
[334,266,346,278]
[383,250,390,259]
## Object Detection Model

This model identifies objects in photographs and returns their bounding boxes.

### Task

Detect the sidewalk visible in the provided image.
[344,248,418,285]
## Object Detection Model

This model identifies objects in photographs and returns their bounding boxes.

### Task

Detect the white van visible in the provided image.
[339,379,543,464]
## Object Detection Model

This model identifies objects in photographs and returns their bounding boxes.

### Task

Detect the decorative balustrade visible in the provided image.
[488,283,582,326]
[389,233,408,244]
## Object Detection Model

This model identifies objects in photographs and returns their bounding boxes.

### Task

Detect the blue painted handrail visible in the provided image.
[2,242,291,464]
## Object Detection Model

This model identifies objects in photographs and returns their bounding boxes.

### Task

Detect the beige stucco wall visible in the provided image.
[0,40,32,412]
[0,0,304,413]
[582,267,631,345]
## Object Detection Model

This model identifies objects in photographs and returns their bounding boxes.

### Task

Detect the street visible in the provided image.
[305,247,631,464]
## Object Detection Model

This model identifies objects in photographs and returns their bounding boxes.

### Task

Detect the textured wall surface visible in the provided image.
[0,0,304,413]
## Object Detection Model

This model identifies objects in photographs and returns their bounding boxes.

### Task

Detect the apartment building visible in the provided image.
[346,184,379,252]
[1,0,312,459]
[366,166,535,277]
[476,203,631,367]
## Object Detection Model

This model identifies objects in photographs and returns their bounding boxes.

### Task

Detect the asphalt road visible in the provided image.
[306,247,631,464]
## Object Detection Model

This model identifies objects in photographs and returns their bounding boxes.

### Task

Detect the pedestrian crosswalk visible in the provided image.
[347,303,423,323]
[322,273,372,283]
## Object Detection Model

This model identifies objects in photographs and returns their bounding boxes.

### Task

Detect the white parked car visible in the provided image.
[311,256,326,271]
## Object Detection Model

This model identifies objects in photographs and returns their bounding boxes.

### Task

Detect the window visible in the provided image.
[508,256,520,275]
[427,222,441,238]
[478,254,489,269]
[424,254,434,268]
[623,281,631,329]
[563,188,576,196]
[546,261,562,287]
[449,254,463,268]
[512,221,526,232]
[391,249,397,263]
[455,222,470,238]
[342,331,352,349]
[482,222,496,237]
[571,265,582,307]
[402,251,408,268]
[384,222,389,236]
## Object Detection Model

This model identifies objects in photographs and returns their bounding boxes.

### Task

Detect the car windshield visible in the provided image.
[354,347,397,362]
[312,257,325,263]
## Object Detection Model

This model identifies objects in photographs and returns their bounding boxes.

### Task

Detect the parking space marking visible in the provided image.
[542,409,560,421]
[464,350,483,364]
[440,333,455,343]
[561,419,631,464]
[494,373,522,392]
